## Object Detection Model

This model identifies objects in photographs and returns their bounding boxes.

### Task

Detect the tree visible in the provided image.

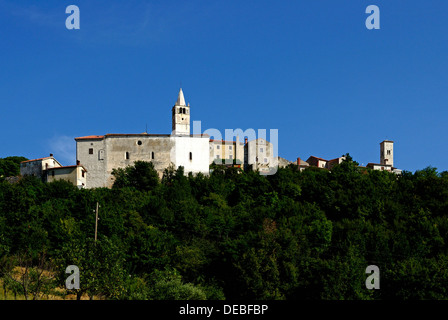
[112,161,159,191]
[0,156,28,178]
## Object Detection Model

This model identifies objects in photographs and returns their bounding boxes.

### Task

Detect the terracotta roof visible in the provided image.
[74,135,105,140]
[328,157,345,163]
[21,156,52,164]
[307,156,327,161]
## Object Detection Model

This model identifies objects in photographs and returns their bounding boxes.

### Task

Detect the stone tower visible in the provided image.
[172,88,190,136]
[380,140,394,167]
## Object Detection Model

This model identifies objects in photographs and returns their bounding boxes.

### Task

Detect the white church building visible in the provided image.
[75,89,210,188]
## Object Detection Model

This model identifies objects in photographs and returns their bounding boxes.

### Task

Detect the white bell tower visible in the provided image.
[171,88,190,136]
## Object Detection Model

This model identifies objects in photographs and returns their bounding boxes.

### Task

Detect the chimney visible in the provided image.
[297,157,301,166]
[76,160,80,166]
[50,153,53,157]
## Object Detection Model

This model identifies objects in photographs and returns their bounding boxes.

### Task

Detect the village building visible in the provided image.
[245,137,277,174]
[300,140,401,174]
[75,89,211,188]
[209,138,245,167]
[20,155,87,188]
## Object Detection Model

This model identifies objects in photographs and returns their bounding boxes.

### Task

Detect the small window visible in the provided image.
[125,152,130,160]
[260,148,264,153]
[216,155,220,159]
[264,158,268,163]
[82,170,85,178]
[387,150,391,155]
[137,140,142,146]
[229,155,233,160]
[89,148,93,155]
[189,152,193,161]
[229,146,232,150]
[151,152,155,160]
[217,145,220,149]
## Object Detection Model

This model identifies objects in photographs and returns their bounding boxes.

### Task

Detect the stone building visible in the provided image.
[20,155,87,188]
[75,89,210,189]
[209,138,245,166]
[46,160,88,188]
[367,140,401,174]
[301,140,401,174]
[245,137,277,174]
[20,154,62,177]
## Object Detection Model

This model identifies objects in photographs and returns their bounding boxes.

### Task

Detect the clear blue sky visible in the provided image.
[1,0,447,172]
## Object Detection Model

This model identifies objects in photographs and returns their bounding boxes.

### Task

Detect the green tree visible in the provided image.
[112,161,159,191]
[0,156,28,178]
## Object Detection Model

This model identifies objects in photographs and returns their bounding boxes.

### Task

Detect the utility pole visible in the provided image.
[94,202,99,243]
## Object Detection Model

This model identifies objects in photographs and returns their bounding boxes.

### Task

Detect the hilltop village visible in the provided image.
[19,89,402,188]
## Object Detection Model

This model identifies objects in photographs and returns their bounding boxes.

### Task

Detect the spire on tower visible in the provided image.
[176,88,186,106]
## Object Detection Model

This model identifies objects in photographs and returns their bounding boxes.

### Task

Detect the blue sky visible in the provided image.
[0,0,447,172]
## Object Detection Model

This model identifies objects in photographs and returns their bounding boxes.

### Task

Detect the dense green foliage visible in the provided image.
[0,157,28,178]
[1,156,448,300]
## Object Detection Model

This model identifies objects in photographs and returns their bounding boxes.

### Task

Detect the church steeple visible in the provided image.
[172,88,190,136]
[176,88,186,106]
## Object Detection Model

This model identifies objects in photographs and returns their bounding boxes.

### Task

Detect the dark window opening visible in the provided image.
[189,152,192,161]
[82,170,85,178]
[137,140,142,146]
[151,152,155,160]
[89,148,93,154]
[125,152,130,160]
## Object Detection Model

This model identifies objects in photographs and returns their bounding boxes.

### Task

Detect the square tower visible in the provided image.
[172,88,190,136]
[380,140,394,167]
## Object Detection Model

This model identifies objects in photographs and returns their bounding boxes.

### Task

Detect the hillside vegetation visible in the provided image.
[1,155,448,300]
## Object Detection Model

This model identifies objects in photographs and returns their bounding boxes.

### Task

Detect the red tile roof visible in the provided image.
[21,156,52,164]
[74,135,105,140]
[307,156,327,161]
